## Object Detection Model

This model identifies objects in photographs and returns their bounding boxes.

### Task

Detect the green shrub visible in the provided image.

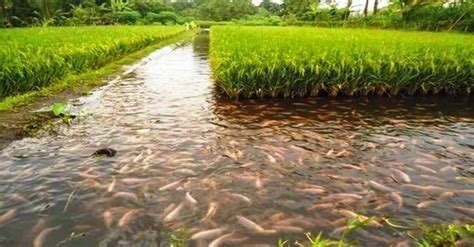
[116,11,142,24]
[154,11,178,25]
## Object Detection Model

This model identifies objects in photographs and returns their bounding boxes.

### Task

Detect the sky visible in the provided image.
[252,0,390,12]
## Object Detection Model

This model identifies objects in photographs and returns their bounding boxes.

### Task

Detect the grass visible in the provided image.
[210,26,474,99]
[0,25,184,98]
[0,31,192,112]
[413,223,474,247]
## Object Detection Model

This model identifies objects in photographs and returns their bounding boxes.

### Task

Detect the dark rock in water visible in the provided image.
[92,148,117,157]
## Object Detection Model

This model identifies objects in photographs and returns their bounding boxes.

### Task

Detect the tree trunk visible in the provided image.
[363,0,369,17]
[399,1,404,18]
[0,0,5,18]
[345,0,352,20]
[373,0,378,15]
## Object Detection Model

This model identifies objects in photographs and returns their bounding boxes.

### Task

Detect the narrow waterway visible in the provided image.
[0,34,473,246]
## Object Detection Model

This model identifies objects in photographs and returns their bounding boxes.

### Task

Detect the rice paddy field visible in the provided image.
[210,26,474,98]
[0,26,184,98]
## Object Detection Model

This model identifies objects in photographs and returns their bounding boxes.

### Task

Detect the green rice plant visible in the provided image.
[0,26,184,98]
[210,26,474,98]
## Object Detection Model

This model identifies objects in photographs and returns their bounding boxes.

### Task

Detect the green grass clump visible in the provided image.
[414,224,474,246]
[0,25,184,98]
[210,26,473,98]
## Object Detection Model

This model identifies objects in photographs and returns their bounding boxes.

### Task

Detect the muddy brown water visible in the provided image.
[0,34,473,247]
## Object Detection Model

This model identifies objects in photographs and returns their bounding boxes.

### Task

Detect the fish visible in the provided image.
[336,209,383,228]
[118,164,135,174]
[82,179,102,188]
[330,226,349,236]
[107,177,116,192]
[340,164,363,170]
[402,184,428,192]
[163,203,176,216]
[0,209,16,225]
[455,190,474,196]
[255,176,263,189]
[185,192,198,205]
[368,180,396,193]
[323,193,363,201]
[228,193,251,204]
[415,165,437,174]
[133,152,144,163]
[209,233,234,247]
[164,202,185,222]
[307,203,333,211]
[395,240,411,247]
[335,150,352,158]
[236,216,275,234]
[31,218,46,236]
[122,178,149,185]
[438,191,455,201]
[202,202,218,223]
[391,168,411,183]
[417,200,436,209]
[191,228,225,240]
[326,149,334,157]
[297,188,325,194]
[390,192,403,209]
[272,225,304,233]
[33,225,61,247]
[118,209,140,227]
[103,210,114,229]
[265,153,277,163]
[453,206,474,217]
[375,202,393,211]
[113,192,138,202]
[159,180,182,191]
[10,193,28,204]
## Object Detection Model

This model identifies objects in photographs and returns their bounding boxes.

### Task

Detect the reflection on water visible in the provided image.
[0,34,473,247]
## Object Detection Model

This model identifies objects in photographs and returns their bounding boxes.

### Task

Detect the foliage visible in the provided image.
[153,11,179,25]
[210,26,474,99]
[115,10,141,24]
[413,224,474,246]
[0,0,472,31]
[51,102,69,117]
[0,26,184,98]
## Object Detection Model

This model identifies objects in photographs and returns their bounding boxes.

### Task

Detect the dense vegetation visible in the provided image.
[210,26,473,98]
[0,26,183,98]
[0,0,472,32]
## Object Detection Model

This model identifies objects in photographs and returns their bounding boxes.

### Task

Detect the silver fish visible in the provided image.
[191,228,225,240]
[390,192,403,209]
[185,192,198,205]
[368,180,396,193]
[118,209,140,227]
[391,168,411,183]
[0,209,16,225]
[33,225,61,247]
[159,180,182,191]
[209,233,234,247]
[228,193,251,204]
[107,178,116,192]
[164,202,185,222]
[113,192,138,202]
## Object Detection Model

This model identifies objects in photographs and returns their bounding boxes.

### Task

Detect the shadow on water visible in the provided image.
[0,33,473,247]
